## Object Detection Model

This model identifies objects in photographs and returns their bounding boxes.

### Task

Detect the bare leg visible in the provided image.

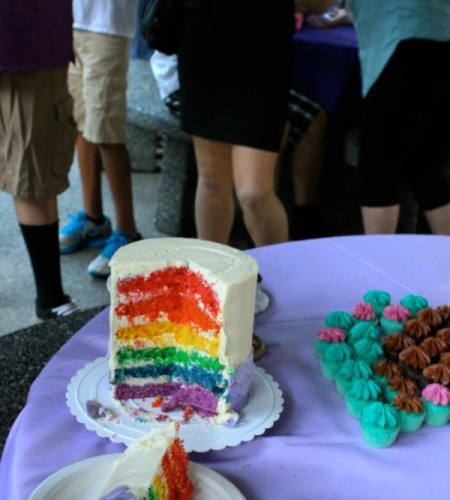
[424,202,450,235]
[193,136,234,244]
[361,205,400,234]
[291,109,327,206]
[233,145,288,246]
[76,133,103,220]
[14,195,57,225]
[99,143,139,238]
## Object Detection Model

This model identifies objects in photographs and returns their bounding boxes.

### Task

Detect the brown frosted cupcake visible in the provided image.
[382,333,415,362]
[420,337,447,362]
[435,305,450,327]
[416,307,442,329]
[384,375,418,402]
[423,363,450,387]
[436,328,450,346]
[372,360,402,387]
[439,352,450,366]
[399,345,431,385]
[392,394,426,432]
[402,319,431,342]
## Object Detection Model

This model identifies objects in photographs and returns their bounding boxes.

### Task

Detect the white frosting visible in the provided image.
[98,423,178,497]
[109,238,258,374]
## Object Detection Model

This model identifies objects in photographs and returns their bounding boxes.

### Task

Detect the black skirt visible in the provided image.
[178,0,295,152]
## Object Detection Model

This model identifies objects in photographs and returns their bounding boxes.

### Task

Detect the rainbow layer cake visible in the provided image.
[109,237,258,424]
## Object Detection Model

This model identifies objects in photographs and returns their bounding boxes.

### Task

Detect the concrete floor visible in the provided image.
[0,160,167,337]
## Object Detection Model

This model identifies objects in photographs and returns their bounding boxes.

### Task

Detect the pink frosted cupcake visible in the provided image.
[352,301,377,325]
[421,383,450,426]
[380,304,411,335]
[314,327,346,358]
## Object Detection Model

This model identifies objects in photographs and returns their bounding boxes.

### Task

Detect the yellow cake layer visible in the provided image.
[115,320,220,358]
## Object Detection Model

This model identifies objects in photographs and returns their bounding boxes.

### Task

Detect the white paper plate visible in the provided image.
[30,455,245,500]
[67,357,284,452]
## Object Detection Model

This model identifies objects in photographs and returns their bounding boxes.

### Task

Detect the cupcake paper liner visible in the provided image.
[423,402,450,426]
[361,426,399,448]
[397,410,426,432]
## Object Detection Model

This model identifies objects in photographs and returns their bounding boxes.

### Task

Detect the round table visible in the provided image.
[2,235,450,499]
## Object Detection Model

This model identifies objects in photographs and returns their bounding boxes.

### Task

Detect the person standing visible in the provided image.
[0,1,78,319]
[59,0,142,278]
[351,0,450,234]
[178,0,334,247]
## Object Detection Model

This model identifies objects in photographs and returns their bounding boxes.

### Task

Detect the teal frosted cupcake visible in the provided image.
[421,383,450,426]
[399,294,429,318]
[360,402,400,448]
[314,327,346,358]
[347,323,380,348]
[324,310,357,334]
[335,359,372,397]
[363,290,391,317]
[380,304,411,335]
[320,342,353,381]
[392,394,426,432]
[345,378,382,419]
[353,338,384,366]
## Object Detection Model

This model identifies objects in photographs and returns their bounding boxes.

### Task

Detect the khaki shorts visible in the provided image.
[69,30,131,144]
[0,66,76,200]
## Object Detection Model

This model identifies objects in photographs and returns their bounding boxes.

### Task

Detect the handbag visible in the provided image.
[140,0,185,56]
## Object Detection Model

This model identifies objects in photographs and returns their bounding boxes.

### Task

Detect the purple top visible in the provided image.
[2,235,450,499]
[0,0,73,72]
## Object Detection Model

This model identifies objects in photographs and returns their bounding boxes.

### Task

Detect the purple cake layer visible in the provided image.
[114,382,218,416]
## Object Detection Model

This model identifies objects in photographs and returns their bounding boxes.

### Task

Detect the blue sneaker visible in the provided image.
[59,210,112,254]
[87,229,142,278]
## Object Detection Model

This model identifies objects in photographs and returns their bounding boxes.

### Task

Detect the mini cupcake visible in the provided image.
[416,307,442,329]
[382,333,415,362]
[347,322,380,348]
[360,402,400,448]
[352,338,384,366]
[380,304,411,335]
[420,337,447,363]
[436,328,450,347]
[398,345,431,385]
[345,378,382,419]
[421,383,450,426]
[399,294,429,318]
[392,394,426,432]
[324,310,357,334]
[371,360,402,388]
[384,375,418,403]
[402,319,431,343]
[352,302,377,325]
[435,305,450,327]
[335,359,372,397]
[423,363,450,387]
[314,327,346,358]
[320,342,353,381]
[363,290,391,317]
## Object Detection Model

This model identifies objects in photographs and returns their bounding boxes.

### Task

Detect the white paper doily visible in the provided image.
[30,455,245,500]
[66,357,284,452]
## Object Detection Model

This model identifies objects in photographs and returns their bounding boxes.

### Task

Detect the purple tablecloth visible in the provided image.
[2,235,450,500]
[292,25,361,120]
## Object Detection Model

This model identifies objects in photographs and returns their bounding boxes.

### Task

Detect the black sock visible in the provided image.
[20,221,67,310]
[289,205,325,240]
